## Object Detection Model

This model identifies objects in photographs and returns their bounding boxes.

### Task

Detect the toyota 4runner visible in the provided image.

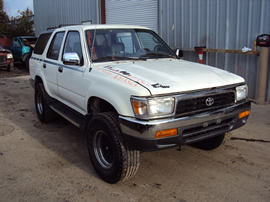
[29,24,251,184]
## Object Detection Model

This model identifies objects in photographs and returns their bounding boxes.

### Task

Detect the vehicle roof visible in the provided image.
[71,24,150,30]
[43,24,151,34]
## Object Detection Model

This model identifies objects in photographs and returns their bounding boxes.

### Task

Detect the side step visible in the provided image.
[50,102,87,131]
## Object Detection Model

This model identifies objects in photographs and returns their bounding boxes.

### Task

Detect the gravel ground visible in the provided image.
[0,71,269,202]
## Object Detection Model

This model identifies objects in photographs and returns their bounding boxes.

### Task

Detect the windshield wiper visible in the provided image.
[139,53,175,59]
[93,56,146,62]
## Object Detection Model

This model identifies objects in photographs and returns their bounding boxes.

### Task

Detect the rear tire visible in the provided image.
[87,112,140,184]
[24,54,30,69]
[35,82,57,123]
[191,133,225,150]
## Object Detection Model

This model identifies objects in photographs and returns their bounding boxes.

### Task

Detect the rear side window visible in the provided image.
[46,32,65,60]
[34,33,52,55]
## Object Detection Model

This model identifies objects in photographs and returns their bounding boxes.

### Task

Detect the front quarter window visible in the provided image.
[63,31,84,66]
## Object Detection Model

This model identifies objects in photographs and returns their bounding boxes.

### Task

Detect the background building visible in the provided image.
[33,0,270,101]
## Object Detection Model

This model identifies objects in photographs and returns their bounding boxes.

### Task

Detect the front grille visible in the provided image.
[176,92,235,117]
[182,117,234,143]
[0,55,5,63]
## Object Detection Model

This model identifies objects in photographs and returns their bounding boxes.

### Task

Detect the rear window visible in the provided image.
[34,33,52,55]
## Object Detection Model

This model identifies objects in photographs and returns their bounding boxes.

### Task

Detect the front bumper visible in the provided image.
[0,61,13,68]
[119,100,251,151]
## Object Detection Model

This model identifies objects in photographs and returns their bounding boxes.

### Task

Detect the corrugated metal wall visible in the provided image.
[33,0,100,35]
[105,0,158,33]
[158,0,270,100]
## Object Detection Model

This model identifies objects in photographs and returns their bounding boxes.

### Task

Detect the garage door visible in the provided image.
[105,0,158,33]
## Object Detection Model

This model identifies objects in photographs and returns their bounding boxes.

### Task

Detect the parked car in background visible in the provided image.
[0,43,14,72]
[6,36,37,69]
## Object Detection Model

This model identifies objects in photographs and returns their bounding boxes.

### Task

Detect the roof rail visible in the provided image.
[46,21,93,30]
[46,24,78,30]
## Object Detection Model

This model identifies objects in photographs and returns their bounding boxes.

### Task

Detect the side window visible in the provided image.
[47,32,65,60]
[63,31,83,65]
[13,38,21,48]
[34,33,52,55]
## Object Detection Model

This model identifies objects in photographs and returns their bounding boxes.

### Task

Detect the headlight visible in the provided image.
[7,53,13,59]
[236,85,248,101]
[131,96,175,119]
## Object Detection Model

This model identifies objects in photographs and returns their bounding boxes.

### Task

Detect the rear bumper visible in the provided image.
[119,100,251,151]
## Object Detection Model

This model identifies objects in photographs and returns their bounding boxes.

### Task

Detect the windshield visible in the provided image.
[85,29,176,62]
[0,44,3,49]
[21,37,37,46]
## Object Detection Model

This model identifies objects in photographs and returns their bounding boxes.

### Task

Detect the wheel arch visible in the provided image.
[87,96,118,116]
[23,53,31,62]
[34,75,43,86]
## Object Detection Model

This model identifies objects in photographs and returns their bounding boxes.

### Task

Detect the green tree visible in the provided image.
[9,8,35,37]
[0,0,9,37]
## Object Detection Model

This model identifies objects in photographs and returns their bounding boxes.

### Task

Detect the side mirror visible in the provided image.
[175,48,184,58]
[63,52,80,65]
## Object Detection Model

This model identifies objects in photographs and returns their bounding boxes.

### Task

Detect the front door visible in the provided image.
[57,31,87,114]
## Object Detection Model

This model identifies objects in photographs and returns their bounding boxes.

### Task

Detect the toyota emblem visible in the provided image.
[205,97,214,106]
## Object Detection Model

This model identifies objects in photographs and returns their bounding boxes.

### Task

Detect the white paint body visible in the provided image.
[30,24,245,118]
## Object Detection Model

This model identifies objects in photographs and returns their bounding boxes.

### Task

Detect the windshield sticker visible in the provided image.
[86,31,98,60]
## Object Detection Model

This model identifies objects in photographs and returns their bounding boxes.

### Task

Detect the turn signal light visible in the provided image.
[239,110,250,119]
[155,128,178,139]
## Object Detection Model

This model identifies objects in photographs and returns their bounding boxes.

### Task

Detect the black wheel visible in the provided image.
[25,54,30,69]
[87,112,140,184]
[6,63,14,72]
[191,133,225,150]
[35,82,56,123]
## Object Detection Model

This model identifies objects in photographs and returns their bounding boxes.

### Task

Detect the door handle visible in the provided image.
[58,66,63,73]
[43,63,46,68]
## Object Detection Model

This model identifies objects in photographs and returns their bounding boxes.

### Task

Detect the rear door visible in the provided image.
[43,31,65,99]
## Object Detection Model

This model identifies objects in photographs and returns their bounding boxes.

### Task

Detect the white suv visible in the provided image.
[30,24,251,183]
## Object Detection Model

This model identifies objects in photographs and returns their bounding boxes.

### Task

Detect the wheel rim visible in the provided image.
[36,92,43,115]
[93,130,113,169]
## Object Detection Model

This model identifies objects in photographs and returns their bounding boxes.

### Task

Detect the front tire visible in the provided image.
[87,112,140,184]
[191,133,225,150]
[6,63,14,72]
[35,82,56,123]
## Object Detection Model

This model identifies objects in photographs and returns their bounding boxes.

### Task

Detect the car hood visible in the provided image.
[98,59,245,95]
[0,48,12,54]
